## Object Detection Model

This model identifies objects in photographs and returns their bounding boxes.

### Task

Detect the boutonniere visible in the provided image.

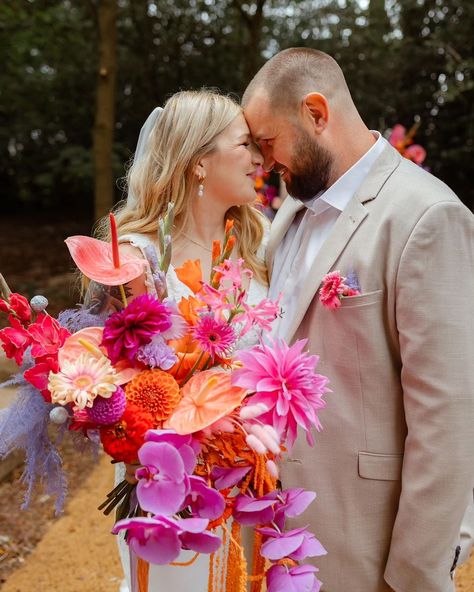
[319,270,361,309]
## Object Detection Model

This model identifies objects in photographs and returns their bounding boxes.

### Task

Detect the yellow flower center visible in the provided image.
[74,375,93,389]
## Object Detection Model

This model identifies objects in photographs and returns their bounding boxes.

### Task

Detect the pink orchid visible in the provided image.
[259,525,327,561]
[112,515,221,565]
[135,441,190,515]
[144,429,201,471]
[28,314,70,359]
[65,235,146,286]
[211,465,252,490]
[0,317,32,365]
[233,492,277,526]
[184,475,226,519]
[266,563,322,592]
[234,296,281,337]
[274,488,317,530]
[233,339,329,449]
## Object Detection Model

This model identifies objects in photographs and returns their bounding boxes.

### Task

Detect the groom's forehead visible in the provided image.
[244,97,276,139]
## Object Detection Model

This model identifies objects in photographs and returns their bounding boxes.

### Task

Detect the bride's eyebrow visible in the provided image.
[237,133,250,141]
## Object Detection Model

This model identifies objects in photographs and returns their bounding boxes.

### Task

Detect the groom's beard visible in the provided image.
[283,130,333,201]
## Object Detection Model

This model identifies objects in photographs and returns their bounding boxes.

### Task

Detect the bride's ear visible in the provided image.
[193,163,206,180]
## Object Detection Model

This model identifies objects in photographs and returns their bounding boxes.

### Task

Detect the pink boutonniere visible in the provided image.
[319,270,360,309]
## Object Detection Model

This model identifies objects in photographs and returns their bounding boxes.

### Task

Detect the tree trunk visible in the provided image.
[93,0,118,222]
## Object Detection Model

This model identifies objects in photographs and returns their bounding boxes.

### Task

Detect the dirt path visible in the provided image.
[1,455,123,592]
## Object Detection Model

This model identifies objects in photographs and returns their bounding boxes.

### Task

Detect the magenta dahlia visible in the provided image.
[232,338,329,450]
[101,294,172,364]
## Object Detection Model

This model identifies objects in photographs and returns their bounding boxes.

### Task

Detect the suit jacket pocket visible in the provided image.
[358,451,403,481]
[338,289,384,308]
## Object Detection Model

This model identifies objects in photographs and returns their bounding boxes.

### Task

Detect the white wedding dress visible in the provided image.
[116,228,269,592]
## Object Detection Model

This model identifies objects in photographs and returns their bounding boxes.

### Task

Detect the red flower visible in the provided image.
[28,313,70,359]
[319,271,345,309]
[100,403,155,463]
[0,293,32,323]
[0,317,32,365]
[24,356,59,402]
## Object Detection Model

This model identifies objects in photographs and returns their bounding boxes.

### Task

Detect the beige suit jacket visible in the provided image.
[267,144,474,592]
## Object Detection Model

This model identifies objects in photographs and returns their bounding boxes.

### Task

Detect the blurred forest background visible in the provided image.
[1,0,473,225]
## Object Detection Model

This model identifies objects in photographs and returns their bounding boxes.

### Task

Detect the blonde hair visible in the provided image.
[97,89,267,284]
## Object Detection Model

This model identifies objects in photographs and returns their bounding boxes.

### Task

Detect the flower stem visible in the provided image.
[119,284,128,308]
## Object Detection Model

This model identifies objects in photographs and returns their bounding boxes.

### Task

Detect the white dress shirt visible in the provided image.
[270,132,388,338]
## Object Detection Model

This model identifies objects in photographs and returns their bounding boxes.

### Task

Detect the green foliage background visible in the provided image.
[1,0,473,216]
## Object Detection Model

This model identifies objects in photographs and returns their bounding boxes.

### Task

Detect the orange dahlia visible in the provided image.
[124,369,181,425]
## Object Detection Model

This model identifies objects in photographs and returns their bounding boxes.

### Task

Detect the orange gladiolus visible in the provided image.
[174,259,203,294]
[167,334,208,382]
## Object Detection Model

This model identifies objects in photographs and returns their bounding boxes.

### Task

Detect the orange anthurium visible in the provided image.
[58,327,140,384]
[174,259,203,294]
[167,334,208,382]
[65,236,146,285]
[165,369,247,434]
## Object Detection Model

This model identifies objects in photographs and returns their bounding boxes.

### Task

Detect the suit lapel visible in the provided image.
[281,143,402,343]
[284,197,369,342]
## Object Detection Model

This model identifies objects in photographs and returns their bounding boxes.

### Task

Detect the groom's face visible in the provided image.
[244,96,333,201]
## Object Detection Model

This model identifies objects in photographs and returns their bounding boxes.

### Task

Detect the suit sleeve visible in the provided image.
[385,200,474,592]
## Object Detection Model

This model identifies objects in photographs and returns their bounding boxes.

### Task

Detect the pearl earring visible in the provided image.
[198,174,205,198]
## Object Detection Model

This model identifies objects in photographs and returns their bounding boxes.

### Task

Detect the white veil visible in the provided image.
[127,106,163,207]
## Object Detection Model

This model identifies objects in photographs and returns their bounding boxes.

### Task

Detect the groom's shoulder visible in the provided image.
[379,157,468,220]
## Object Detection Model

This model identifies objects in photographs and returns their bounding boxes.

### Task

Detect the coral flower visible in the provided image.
[174,259,203,294]
[65,235,146,285]
[102,294,172,364]
[48,352,119,409]
[125,369,181,425]
[192,315,236,360]
[233,339,329,450]
[28,313,71,359]
[167,334,208,382]
[166,369,247,435]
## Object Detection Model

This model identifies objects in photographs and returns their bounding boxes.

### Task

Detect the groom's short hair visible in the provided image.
[243,47,350,112]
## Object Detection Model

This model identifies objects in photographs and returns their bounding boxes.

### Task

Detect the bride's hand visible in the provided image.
[124,462,140,484]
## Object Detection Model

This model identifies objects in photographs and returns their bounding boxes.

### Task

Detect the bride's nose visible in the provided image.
[250,142,264,166]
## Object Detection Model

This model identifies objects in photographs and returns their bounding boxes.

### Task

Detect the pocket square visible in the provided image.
[319,270,361,309]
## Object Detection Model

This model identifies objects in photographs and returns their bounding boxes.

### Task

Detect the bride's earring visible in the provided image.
[198,174,205,198]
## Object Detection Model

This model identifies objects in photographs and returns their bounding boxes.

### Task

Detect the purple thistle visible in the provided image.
[192,315,236,360]
[87,386,126,425]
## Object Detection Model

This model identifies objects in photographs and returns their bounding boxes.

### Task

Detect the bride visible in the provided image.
[89,90,268,591]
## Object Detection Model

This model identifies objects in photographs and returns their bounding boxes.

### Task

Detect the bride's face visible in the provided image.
[200,113,263,208]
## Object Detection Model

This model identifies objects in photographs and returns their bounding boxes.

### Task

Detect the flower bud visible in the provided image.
[30,295,49,312]
[49,406,69,424]
[245,433,267,455]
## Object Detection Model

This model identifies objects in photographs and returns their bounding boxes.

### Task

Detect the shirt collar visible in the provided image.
[305,131,387,214]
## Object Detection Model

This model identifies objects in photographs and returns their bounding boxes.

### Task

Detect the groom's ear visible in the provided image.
[302,93,329,134]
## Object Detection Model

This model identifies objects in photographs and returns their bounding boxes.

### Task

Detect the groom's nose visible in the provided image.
[261,150,275,172]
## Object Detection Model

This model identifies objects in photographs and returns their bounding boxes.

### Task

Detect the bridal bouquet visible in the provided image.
[0,208,329,592]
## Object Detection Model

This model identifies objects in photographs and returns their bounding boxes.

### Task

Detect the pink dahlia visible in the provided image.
[101,294,172,364]
[191,315,236,360]
[233,339,329,450]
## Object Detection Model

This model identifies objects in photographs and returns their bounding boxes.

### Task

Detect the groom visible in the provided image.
[243,48,474,591]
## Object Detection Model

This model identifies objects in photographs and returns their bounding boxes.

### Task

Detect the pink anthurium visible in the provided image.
[65,236,146,286]
[58,327,139,384]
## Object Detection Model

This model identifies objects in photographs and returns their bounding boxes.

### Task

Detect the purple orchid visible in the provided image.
[258,525,327,561]
[274,488,317,530]
[112,516,181,565]
[144,429,200,473]
[135,441,189,515]
[211,465,252,490]
[233,492,277,526]
[112,515,221,565]
[183,476,226,519]
[266,563,322,592]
